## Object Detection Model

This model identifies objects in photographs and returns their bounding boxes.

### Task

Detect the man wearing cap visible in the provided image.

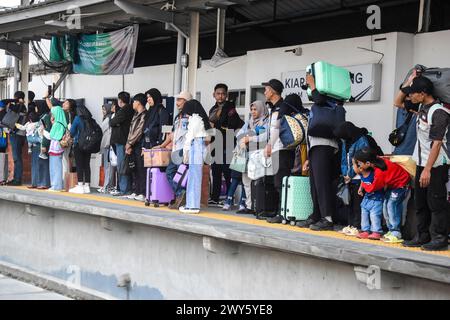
[403,76,450,251]
[260,79,297,222]
[155,91,192,209]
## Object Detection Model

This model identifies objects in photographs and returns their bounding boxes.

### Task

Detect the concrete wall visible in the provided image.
[0,198,449,300]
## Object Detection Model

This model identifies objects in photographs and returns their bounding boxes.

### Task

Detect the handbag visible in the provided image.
[229,147,247,173]
[1,109,19,130]
[173,164,188,188]
[60,129,73,149]
[247,150,274,180]
[389,112,413,147]
[308,100,346,138]
[279,103,309,149]
[109,146,117,167]
[337,182,350,206]
[120,154,136,176]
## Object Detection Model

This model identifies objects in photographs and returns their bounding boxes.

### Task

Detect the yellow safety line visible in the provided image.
[11,187,450,258]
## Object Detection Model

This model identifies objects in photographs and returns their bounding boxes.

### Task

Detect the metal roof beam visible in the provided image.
[0,0,111,25]
[0,41,23,59]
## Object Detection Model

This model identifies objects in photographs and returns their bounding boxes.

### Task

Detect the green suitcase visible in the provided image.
[306,61,352,101]
[280,176,314,225]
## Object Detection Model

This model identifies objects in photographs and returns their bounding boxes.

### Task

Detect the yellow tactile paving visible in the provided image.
[12,186,450,258]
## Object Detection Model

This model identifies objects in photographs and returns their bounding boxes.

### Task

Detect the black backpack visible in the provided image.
[78,117,103,153]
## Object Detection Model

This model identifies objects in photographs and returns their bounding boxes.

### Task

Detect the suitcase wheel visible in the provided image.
[282,219,287,225]
[145,201,150,207]
[290,220,296,226]
[153,202,160,208]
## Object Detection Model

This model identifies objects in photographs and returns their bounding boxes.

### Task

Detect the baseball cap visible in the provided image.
[261,79,284,95]
[407,76,434,95]
[176,91,193,101]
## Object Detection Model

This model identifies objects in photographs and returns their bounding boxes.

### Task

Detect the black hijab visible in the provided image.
[334,121,368,144]
[182,100,211,130]
[146,88,163,107]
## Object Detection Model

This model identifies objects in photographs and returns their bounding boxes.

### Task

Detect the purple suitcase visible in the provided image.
[173,164,188,188]
[145,168,175,207]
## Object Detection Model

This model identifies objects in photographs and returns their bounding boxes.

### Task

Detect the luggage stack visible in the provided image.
[144,148,174,207]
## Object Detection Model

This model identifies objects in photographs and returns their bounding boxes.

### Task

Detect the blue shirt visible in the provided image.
[341,136,371,180]
[70,116,84,145]
[361,170,384,201]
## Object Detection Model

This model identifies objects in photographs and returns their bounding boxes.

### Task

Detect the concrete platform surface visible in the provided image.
[0,186,449,286]
[0,274,70,300]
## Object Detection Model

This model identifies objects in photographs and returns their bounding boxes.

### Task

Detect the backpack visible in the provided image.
[0,128,7,149]
[78,117,103,153]
[403,65,450,104]
[308,100,346,138]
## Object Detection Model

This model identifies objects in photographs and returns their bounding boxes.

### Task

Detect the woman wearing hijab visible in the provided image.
[333,121,384,235]
[142,88,170,149]
[99,104,114,193]
[234,101,269,214]
[179,100,211,214]
[69,105,94,194]
[37,104,52,190]
[43,106,67,192]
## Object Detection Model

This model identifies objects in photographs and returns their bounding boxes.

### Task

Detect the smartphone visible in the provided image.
[47,85,52,98]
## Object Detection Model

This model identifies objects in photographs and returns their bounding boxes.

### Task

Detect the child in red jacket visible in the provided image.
[353,148,411,243]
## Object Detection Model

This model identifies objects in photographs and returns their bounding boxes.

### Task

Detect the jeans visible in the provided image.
[49,155,63,190]
[10,134,25,183]
[37,157,50,188]
[383,187,408,239]
[31,144,41,187]
[186,138,205,209]
[224,177,247,207]
[115,143,129,193]
[166,149,184,197]
[361,197,383,233]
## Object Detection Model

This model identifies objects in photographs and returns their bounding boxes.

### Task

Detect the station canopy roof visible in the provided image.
[0,0,419,43]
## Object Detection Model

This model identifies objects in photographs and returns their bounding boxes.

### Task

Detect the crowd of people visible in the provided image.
[0,66,448,252]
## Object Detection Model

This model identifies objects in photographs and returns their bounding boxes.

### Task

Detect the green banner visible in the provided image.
[50,25,139,75]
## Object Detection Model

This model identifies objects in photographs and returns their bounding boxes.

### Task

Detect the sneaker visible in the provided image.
[368,232,382,240]
[84,185,91,194]
[256,212,277,220]
[381,233,403,243]
[126,193,137,199]
[134,194,145,202]
[97,187,105,193]
[357,231,370,239]
[222,203,231,211]
[47,188,62,193]
[39,153,48,160]
[179,206,200,214]
[69,185,85,194]
[344,226,359,237]
[421,240,448,251]
[7,180,22,186]
[310,218,333,231]
[339,226,352,234]
[111,190,124,197]
[402,234,431,248]
[296,216,319,228]
[266,215,283,224]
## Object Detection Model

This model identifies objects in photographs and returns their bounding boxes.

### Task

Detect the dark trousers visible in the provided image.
[74,145,91,183]
[131,145,146,196]
[309,146,339,221]
[349,182,363,228]
[211,161,231,202]
[415,165,449,243]
[10,134,25,183]
[273,150,295,215]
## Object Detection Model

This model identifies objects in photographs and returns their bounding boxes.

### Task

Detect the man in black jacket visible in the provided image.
[208,83,245,206]
[110,91,134,196]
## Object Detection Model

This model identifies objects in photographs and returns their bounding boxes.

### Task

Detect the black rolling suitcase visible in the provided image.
[251,176,279,219]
